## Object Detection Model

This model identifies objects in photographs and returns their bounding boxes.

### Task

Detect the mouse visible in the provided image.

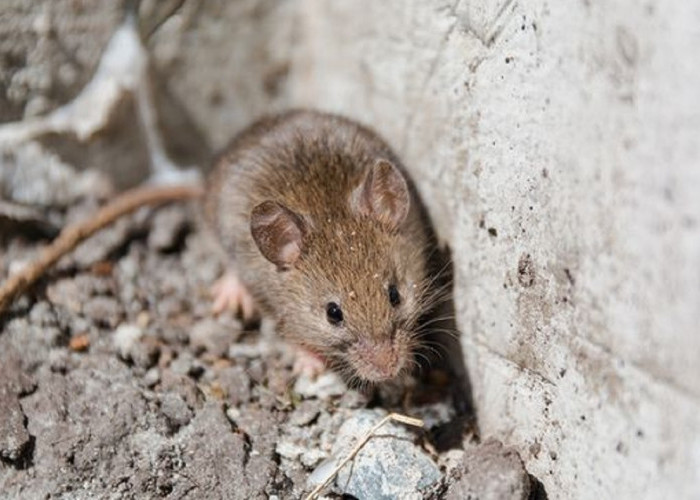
[0,109,441,385]
[203,110,437,384]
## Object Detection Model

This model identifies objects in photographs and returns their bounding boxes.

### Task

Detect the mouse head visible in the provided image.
[251,159,435,385]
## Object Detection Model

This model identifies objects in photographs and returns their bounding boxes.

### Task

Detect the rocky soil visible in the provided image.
[0,196,534,499]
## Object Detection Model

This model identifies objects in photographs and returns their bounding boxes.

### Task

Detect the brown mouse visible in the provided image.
[0,110,439,385]
[204,110,436,384]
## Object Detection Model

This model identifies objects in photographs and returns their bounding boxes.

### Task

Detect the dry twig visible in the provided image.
[0,185,202,313]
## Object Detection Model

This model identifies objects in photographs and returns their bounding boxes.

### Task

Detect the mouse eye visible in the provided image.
[388,284,401,307]
[326,302,344,325]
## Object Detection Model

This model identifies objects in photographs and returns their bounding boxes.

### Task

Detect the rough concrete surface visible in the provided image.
[285,1,700,498]
[0,0,126,122]
[1,0,699,499]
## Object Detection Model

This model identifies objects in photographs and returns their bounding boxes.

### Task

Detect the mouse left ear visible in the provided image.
[352,159,410,231]
[251,200,307,270]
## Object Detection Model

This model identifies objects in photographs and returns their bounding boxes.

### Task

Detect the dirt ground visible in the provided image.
[0,198,533,499]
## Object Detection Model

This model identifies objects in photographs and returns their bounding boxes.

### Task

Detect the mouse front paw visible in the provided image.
[292,347,327,379]
[211,271,257,323]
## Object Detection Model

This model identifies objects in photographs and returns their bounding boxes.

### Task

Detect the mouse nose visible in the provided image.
[350,338,404,382]
[373,361,400,380]
[369,342,400,374]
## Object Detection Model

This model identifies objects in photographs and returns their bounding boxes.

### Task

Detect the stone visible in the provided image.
[160,392,193,432]
[0,359,33,462]
[276,440,305,461]
[216,365,252,406]
[147,205,189,252]
[82,296,122,329]
[293,372,347,400]
[113,324,143,361]
[46,277,84,314]
[289,400,321,427]
[190,317,238,358]
[0,1,697,498]
[444,438,531,500]
[143,367,161,387]
[312,409,441,499]
[129,337,160,370]
[169,351,195,376]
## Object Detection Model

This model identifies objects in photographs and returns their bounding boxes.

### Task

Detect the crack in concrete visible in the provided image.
[460,0,518,48]
[401,0,463,152]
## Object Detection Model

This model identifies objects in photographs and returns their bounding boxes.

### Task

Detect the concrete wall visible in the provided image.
[286,1,700,498]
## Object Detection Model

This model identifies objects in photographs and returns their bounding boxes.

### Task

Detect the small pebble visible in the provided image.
[190,318,236,358]
[217,366,251,406]
[160,392,193,431]
[143,367,161,387]
[307,458,337,487]
[289,400,321,427]
[294,372,346,400]
[228,340,272,359]
[69,334,90,352]
[170,351,195,376]
[130,338,160,369]
[300,448,327,468]
[113,324,143,360]
[276,440,305,461]
[147,205,189,252]
[226,406,241,423]
[82,296,122,329]
[444,438,531,500]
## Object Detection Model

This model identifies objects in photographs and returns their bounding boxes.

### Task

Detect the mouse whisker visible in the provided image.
[416,341,448,359]
[415,314,458,328]
[405,357,421,375]
[413,351,433,369]
[421,259,454,289]
[417,282,453,307]
[413,291,453,317]
[411,331,459,345]
[425,329,461,341]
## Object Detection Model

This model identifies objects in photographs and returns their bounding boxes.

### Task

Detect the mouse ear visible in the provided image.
[251,201,306,270]
[353,159,410,230]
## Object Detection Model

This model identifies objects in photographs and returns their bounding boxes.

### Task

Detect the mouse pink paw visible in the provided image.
[293,348,326,379]
[211,272,256,322]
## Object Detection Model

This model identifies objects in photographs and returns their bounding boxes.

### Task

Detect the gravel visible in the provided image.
[0,200,530,498]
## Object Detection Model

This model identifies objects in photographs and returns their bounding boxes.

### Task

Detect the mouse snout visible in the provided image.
[347,337,408,382]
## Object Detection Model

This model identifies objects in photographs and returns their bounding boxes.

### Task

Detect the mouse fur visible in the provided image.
[204,110,437,384]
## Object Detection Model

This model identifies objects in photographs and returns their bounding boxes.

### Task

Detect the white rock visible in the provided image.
[293,372,346,400]
[275,440,306,461]
[113,324,143,360]
[309,409,441,499]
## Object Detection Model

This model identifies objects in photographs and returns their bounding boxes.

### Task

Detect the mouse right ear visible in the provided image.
[352,158,410,231]
[250,200,307,270]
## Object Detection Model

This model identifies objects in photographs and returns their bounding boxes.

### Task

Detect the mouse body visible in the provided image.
[204,110,435,384]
